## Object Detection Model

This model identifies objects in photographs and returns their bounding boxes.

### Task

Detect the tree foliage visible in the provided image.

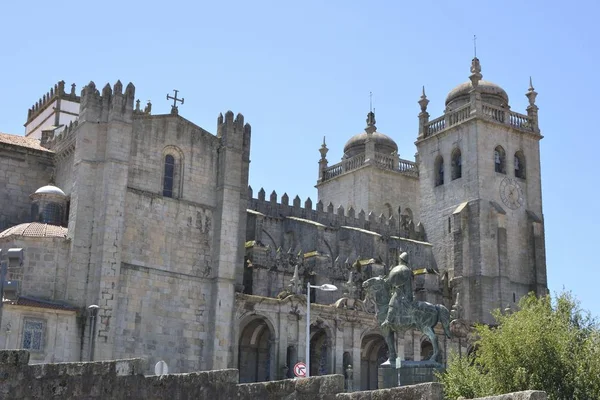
[439,291,600,400]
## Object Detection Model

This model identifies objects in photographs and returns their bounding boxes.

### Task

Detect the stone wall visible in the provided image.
[0,142,54,231]
[0,236,71,301]
[0,351,547,400]
[128,115,219,207]
[0,307,79,363]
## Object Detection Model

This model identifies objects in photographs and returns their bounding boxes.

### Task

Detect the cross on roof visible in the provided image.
[166,90,184,115]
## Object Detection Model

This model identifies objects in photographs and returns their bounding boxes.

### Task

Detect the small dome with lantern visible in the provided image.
[445,57,509,111]
[343,111,398,158]
[30,183,68,226]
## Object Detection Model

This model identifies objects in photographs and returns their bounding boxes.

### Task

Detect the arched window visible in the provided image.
[434,156,444,186]
[494,146,506,174]
[514,151,526,179]
[451,148,462,180]
[161,146,184,199]
[163,154,175,197]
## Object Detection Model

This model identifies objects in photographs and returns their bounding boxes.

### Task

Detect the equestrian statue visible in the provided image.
[362,252,452,365]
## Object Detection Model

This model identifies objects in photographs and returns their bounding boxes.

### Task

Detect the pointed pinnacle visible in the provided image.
[529,76,535,91]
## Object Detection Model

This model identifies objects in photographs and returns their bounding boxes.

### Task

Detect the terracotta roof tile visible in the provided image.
[0,223,68,239]
[0,132,53,152]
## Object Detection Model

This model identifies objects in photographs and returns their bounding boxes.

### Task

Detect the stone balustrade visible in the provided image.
[322,153,417,183]
[423,101,536,139]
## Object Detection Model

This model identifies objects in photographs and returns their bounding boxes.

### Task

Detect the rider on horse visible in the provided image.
[381,252,414,330]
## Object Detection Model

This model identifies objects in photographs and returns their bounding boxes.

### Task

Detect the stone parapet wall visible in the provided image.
[0,351,547,400]
[249,188,424,241]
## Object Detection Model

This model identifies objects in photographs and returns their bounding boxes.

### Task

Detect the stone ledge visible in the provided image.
[336,382,443,399]
[470,390,547,400]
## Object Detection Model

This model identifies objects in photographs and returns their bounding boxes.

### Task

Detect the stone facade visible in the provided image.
[0,57,547,391]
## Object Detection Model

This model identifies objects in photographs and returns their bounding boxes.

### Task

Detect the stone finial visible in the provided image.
[69,83,75,96]
[319,136,329,159]
[418,86,429,113]
[135,99,141,112]
[144,100,152,114]
[526,77,539,132]
[451,292,463,320]
[365,111,376,134]
[469,57,483,87]
[289,264,303,295]
[343,271,358,299]
[526,76,538,106]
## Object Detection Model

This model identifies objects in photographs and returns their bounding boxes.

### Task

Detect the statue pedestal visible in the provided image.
[378,360,444,388]
[398,361,444,386]
[377,360,400,389]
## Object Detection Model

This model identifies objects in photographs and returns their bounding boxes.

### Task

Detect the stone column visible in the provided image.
[351,322,361,390]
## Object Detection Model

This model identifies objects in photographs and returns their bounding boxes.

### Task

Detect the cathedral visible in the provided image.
[0,58,546,390]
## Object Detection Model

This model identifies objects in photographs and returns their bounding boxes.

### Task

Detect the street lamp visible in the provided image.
[305,282,337,378]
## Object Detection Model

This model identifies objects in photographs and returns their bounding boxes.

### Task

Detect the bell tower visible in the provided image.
[415,58,547,324]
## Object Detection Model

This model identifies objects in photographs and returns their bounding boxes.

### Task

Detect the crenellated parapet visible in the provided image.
[217,110,251,156]
[42,120,79,158]
[247,186,425,241]
[79,80,135,124]
[26,80,79,124]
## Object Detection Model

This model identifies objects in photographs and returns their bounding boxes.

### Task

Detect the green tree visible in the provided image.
[439,292,600,400]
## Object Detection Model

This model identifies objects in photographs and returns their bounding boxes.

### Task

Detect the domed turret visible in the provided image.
[445,80,509,110]
[30,183,68,226]
[343,111,398,158]
[445,57,509,111]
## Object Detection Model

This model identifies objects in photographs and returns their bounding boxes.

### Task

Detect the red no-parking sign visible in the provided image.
[293,362,306,378]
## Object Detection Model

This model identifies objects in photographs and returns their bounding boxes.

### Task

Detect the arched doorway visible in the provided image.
[420,339,433,361]
[310,326,330,376]
[238,317,273,383]
[361,334,388,390]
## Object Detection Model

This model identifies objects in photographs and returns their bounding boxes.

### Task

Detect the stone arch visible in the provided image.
[162,145,184,198]
[237,314,277,383]
[494,145,506,174]
[451,148,462,180]
[309,320,333,376]
[420,336,433,361]
[360,333,388,390]
[434,155,444,186]
[514,150,526,179]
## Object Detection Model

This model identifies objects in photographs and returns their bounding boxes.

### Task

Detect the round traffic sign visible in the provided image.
[154,360,169,376]
[293,362,306,377]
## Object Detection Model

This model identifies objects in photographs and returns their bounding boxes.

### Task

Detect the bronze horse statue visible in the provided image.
[362,276,452,364]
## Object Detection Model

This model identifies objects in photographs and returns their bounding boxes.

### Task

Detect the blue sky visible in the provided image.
[1,0,598,318]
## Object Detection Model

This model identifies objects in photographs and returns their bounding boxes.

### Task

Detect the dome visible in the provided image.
[0,222,68,239]
[445,80,509,109]
[34,184,66,197]
[343,132,398,158]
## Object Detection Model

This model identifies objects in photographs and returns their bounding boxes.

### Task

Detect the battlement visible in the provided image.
[80,80,135,123]
[217,110,251,152]
[42,119,79,155]
[248,186,425,241]
[26,80,79,125]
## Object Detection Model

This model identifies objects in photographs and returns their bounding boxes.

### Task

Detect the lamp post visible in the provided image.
[305,282,337,378]
[88,305,99,361]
